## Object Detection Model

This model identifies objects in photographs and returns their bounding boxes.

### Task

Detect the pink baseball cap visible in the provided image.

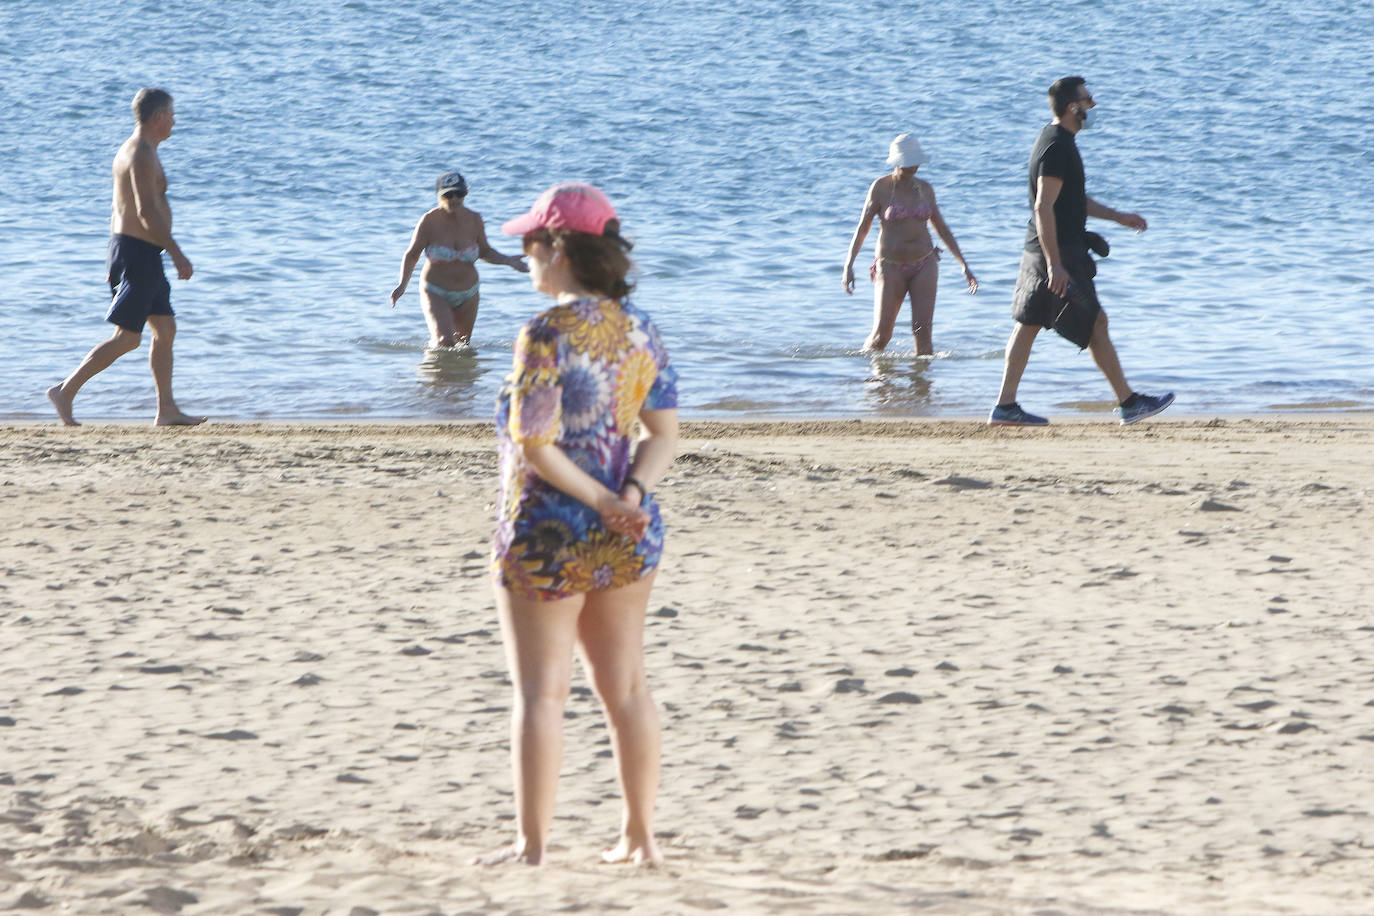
[502,182,619,237]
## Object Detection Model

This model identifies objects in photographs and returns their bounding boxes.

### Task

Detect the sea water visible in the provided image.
[2,0,1371,421]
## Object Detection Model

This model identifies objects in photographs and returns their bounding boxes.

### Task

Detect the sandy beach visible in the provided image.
[1,417,1371,915]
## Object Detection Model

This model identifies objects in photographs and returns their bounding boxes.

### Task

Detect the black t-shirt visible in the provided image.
[1023,123,1086,254]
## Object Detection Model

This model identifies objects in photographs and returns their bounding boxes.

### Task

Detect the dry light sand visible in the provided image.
[1,418,1371,915]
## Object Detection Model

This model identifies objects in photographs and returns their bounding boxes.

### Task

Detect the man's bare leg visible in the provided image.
[147,315,205,426]
[47,327,143,426]
[995,321,1041,406]
[1086,311,1133,403]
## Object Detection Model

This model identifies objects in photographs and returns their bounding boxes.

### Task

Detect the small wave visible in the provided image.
[789,346,964,361]
[695,397,790,411]
[1053,400,1118,413]
[320,404,378,415]
[421,343,479,358]
[354,337,430,353]
[693,396,841,413]
[1267,400,1369,411]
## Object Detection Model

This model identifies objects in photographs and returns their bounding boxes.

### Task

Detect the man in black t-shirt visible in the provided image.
[988,76,1175,427]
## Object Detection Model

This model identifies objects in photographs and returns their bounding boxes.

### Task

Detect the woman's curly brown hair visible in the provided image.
[524,220,635,299]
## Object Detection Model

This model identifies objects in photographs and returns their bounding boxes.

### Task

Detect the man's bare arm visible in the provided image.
[1086,195,1147,231]
[130,149,192,279]
[1033,174,1071,297]
[129,151,174,247]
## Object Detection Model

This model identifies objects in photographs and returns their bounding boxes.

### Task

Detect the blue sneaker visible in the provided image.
[1115,391,1175,426]
[988,402,1049,427]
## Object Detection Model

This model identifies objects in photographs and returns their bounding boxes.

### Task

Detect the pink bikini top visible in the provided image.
[882,200,932,222]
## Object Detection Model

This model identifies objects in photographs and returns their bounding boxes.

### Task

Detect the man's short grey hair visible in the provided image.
[131,88,173,123]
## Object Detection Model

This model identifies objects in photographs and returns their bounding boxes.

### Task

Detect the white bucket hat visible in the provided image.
[885,133,930,168]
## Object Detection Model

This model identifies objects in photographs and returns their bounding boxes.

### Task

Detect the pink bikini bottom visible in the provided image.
[871,248,942,283]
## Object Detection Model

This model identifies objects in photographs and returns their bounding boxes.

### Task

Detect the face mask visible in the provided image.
[1077,105,1098,129]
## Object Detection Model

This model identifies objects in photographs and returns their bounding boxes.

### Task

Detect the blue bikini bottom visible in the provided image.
[425,281,479,308]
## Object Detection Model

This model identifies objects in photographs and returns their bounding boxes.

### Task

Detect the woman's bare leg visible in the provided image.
[452,292,479,345]
[863,263,907,351]
[420,288,460,348]
[906,259,939,356]
[576,572,663,865]
[476,587,583,865]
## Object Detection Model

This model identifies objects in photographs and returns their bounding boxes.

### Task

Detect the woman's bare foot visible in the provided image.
[47,385,78,426]
[154,410,207,427]
[601,836,662,866]
[472,843,542,866]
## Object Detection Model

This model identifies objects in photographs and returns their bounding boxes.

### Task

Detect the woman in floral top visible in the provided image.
[480,183,678,867]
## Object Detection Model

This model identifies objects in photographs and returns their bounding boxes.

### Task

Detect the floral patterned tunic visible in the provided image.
[493,297,678,600]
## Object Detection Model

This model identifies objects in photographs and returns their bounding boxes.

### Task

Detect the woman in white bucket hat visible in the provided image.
[843,133,977,354]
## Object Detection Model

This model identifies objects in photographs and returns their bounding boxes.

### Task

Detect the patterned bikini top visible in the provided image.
[426,244,480,263]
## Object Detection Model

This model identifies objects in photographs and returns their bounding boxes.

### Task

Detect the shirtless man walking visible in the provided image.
[48,87,204,427]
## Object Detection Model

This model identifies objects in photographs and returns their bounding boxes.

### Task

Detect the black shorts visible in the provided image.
[1010,247,1100,350]
[105,234,173,332]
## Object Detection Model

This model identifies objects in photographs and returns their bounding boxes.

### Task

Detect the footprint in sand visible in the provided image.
[932,475,993,490]
[138,887,197,912]
[203,729,257,741]
[13,891,51,909]
[1196,497,1240,512]
[878,691,922,705]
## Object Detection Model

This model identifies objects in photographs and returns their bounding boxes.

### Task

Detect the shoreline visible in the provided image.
[2,411,1373,433]
[2,419,1372,914]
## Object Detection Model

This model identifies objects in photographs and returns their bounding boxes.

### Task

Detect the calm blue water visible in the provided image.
[3,0,1371,421]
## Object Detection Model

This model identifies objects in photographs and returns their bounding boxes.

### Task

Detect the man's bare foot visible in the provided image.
[601,837,662,866]
[47,385,78,426]
[472,843,542,866]
[154,411,207,427]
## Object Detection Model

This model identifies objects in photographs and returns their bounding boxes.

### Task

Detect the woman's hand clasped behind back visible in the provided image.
[598,490,650,541]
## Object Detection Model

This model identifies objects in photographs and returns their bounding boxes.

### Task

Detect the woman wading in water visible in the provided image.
[843,133,978,354]
[390,171,527,347]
